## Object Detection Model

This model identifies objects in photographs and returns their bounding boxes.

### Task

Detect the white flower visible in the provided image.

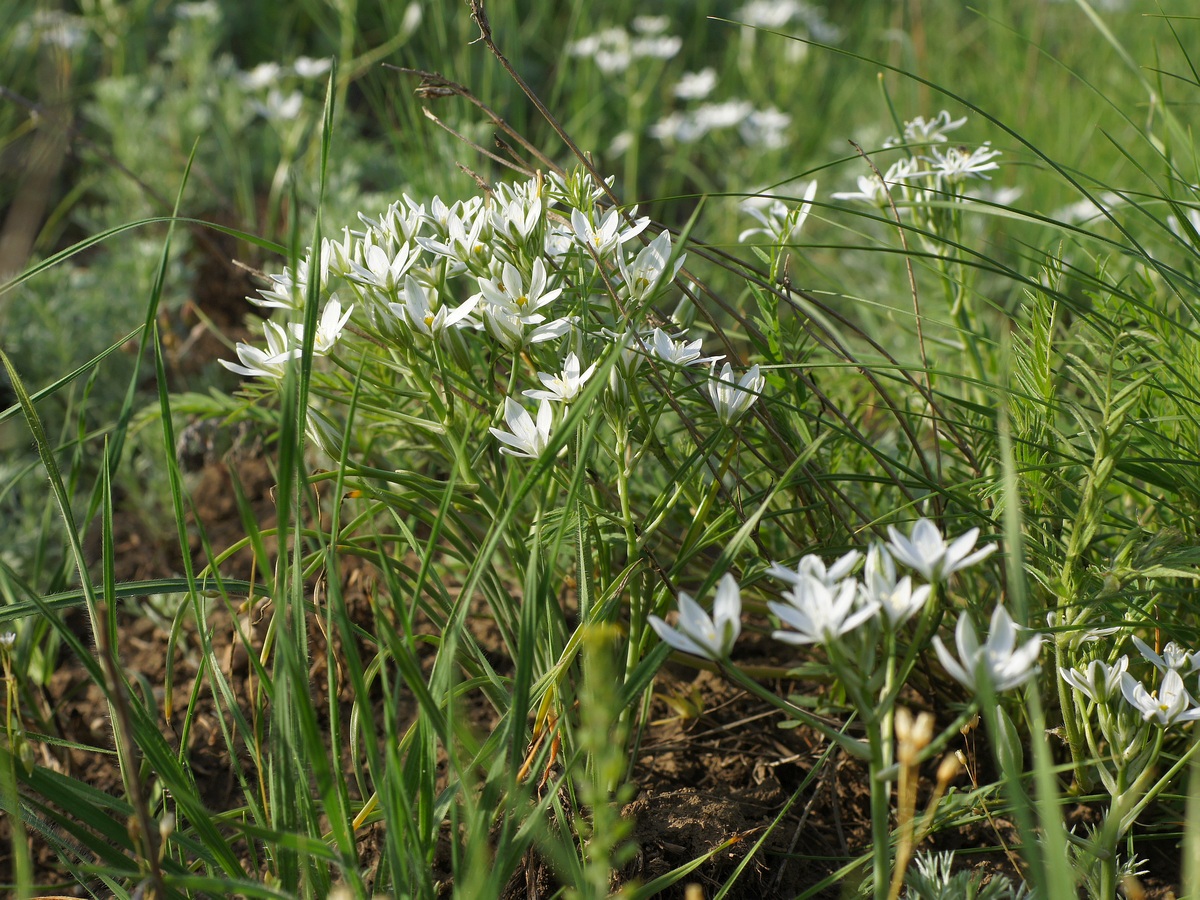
[570,207,649,258]
[649,573,742,659]
[253,88,303,121]
[736,0,801,28]
[651,328,723,368]
[858,543,931,627]
[617,231,684,303]
[1120,669,1200,726]
[1051,191,1125,225]
[250,247,330,311]
[921,143,1002,186]
[691,99,754,132]
[490,194,542,245]
[901,111,968,145]
[489,398,553,459]
[632,15,670,35]
[770,576,879,646]
[479,259,562,319]
[523,352,597,403]
[1131,636,1200,674]
[349,241,419,296]
[220,321,299,380]
[707,363,764,425]
[739,181,818,243]
[478,260,566,349]
[740,106,792,149]
[886,518,996,583]
[831,158,918,208]
[289,297,353,355]
[390,276,480,338]
[1059,656,1129,703]
[767,550,860,589]
[631,35,681,59]
[293,56,332,79]
[240,62,282,90]
[673,68,717,100]
[932,606,1042,693]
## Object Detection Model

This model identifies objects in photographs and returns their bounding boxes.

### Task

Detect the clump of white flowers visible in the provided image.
[653,518,1017,687]
[832,110,1004,213]
[222,167,761,457]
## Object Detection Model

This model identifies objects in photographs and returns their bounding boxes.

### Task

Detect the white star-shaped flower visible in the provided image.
[649,573,742,659]
[707,362,765,425]
[886,518,995,583]
[1120,669,1200,726]
[523,352,597,403]
[933,606,1041,694]
[489,397,553,459]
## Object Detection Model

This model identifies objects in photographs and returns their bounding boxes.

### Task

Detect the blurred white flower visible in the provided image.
[1052,191,1125,225]
[770,575,878,646]
[1121,669,1200,726]
[649,112,696,144]
[631,35,682,59]
[608,130,635,157]
[707,363,764,425]
[293,56,332,79]
[767,550,860,589]
[253,88,303,121]
[673,68,717,100]
[740,106,792,149]
[921,143,1002,186]
[651,328,723,368]
[240,62,282,90]
[692,100,754,132]
[1131,636,1200,674]
[176,2,220,22]
[523,352,597,403]
[489,397,553,458]
[831,158,917,208]
[901,111,968,145]
[220,321,299,380]
[886,518,995,583]
[933,606,1042,693]
[739,181,817,243]
[1059,656,1129,704]
[649,573,742,659]
[858,543,931,627]
[736,0,800,28]
[632,15,670,34]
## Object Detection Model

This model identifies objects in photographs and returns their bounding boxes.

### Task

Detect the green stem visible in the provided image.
[868,731,891,900]
[1055,630,1091,792]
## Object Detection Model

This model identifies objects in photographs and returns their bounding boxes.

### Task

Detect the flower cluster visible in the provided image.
[1060,635,1200,727]
[650,100,793,150]
[222,169,764,457]
[652,518,1031,698]
[832,111,1003,210]
[567,19,681,74]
